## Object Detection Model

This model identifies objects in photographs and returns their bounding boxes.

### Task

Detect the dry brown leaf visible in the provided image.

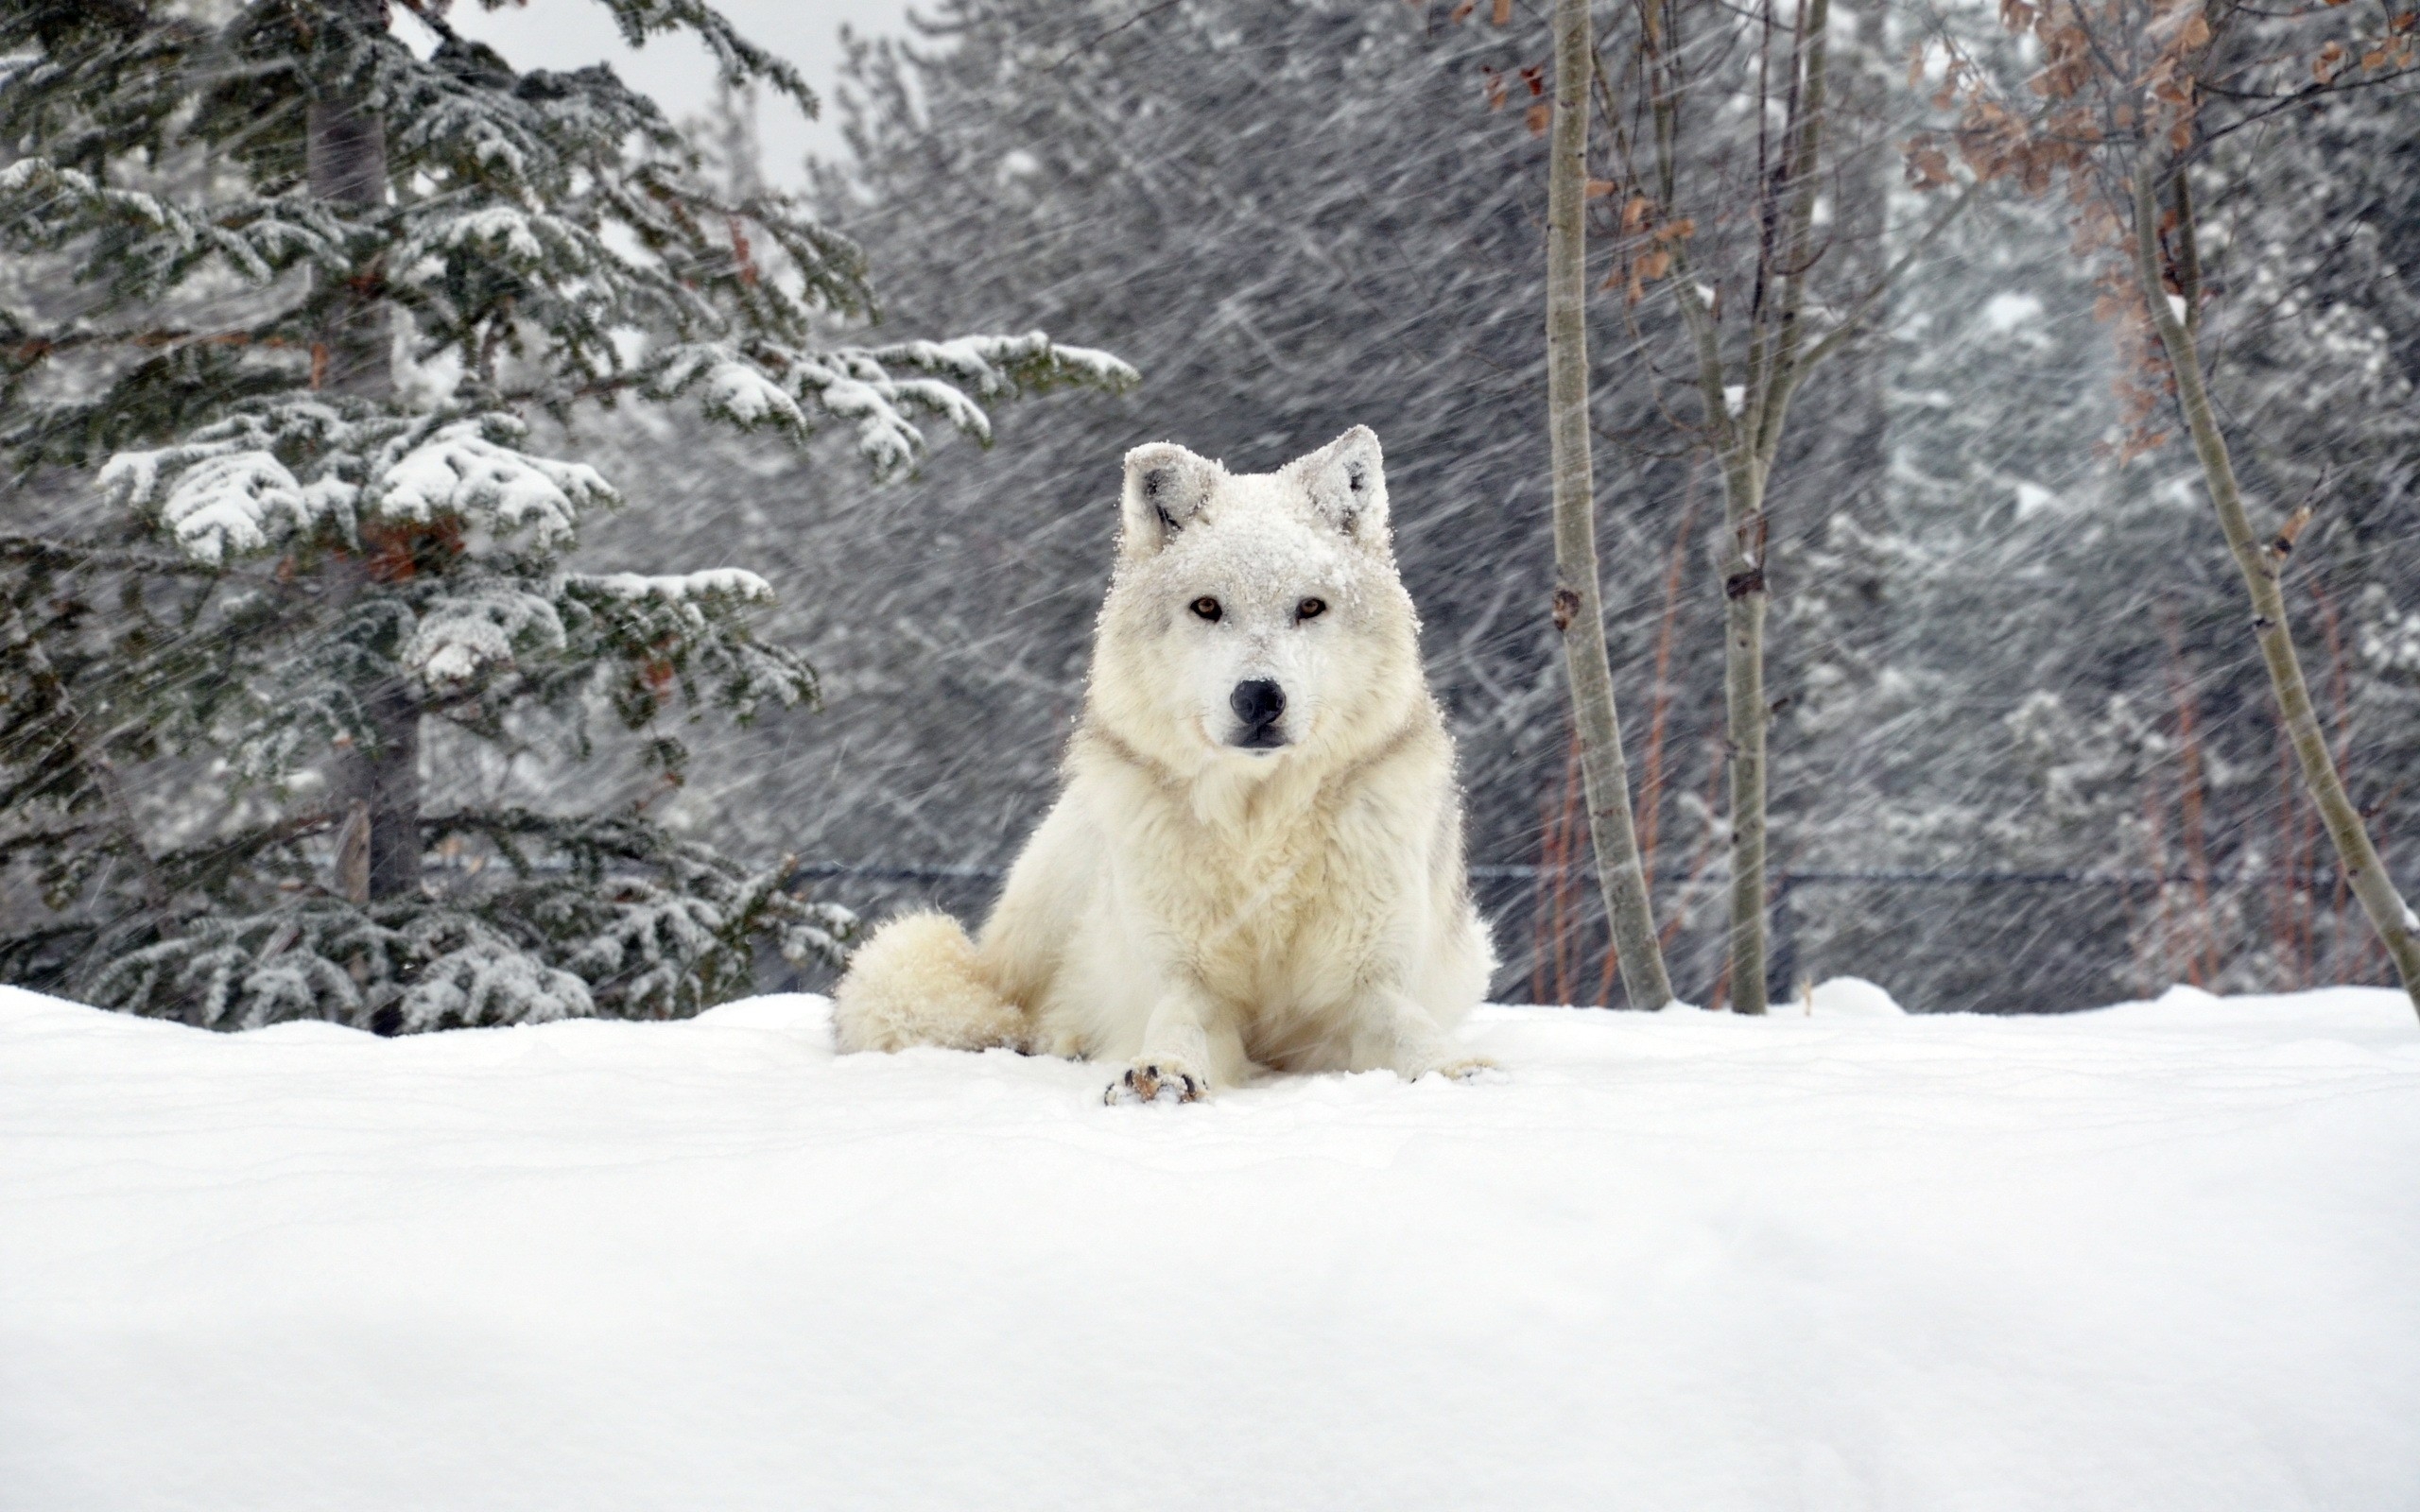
[1903,143,1953,188]
[1493,0,1512,22]
[1584,178,1618,198]
[1525,102,1550,135]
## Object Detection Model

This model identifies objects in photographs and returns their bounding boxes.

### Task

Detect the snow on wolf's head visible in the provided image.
[1090,426,1426,781]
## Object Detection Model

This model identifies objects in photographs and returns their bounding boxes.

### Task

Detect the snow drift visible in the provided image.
[4,983,2416,1510]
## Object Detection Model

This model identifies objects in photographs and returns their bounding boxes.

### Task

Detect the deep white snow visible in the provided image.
[5,980,2416,1511]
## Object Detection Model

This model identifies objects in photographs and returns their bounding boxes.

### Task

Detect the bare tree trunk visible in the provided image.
[1718,471,1772,1012]
[1547,0,1675,1011]
[1654,0,1832,1014]
[2130,162,2420,1017]
[309,0,419,902]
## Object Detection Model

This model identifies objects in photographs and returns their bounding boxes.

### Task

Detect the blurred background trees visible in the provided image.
[0,0,1126,1028]
[4,0,2414,1020]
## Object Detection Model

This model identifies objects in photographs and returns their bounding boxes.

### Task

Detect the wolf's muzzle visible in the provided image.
[1230,679,1288,748]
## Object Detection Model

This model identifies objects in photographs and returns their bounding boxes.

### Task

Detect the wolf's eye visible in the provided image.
[1297,597,1327,621]
[1190,596,1221,622]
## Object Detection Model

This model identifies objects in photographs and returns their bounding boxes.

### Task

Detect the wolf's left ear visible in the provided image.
[1293,425,1389,547]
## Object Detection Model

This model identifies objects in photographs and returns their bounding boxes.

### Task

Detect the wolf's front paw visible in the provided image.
[1409,1052,1498,1083]
[1105,1060,1206,1106]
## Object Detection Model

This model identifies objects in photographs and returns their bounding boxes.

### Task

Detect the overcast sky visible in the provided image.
[409,1,916,181]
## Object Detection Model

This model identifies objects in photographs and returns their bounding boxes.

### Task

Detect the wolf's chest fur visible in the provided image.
[1109,759,1398,1017]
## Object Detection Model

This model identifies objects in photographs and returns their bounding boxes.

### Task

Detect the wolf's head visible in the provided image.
[1089,426,1426,780]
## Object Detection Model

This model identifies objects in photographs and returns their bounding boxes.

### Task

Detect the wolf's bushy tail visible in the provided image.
[831,911,1028,1054]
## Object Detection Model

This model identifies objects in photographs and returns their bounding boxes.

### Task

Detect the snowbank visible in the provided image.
[5,983,2416,1511]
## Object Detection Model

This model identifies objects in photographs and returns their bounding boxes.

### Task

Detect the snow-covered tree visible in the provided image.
[1881,0,2420,1011]
[0,0,1132,1030]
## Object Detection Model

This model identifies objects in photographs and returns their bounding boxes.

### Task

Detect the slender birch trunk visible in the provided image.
[1547,0,1675,1010]
[2129,162,2420,1017]
[310,0,420,902]
[1640,0,1971,1010]
[1717,467,1772,1011]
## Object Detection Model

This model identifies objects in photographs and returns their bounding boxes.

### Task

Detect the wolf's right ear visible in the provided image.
[1120,441,1220,558]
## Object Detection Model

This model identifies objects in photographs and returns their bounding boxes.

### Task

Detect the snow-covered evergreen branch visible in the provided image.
[0,0,1163,1028]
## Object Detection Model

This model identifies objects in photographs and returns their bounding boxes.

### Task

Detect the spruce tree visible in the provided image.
[0,0,1134,1031]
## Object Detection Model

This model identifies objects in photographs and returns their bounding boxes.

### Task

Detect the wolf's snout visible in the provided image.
[1231,679,1286,729]
[1229,679,1288,748]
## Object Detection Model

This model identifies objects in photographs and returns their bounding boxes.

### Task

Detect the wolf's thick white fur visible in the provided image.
[831,426,1496,1102]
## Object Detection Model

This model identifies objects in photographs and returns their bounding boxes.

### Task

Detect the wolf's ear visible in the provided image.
[1120,441,1220,557]
[1293,425,1389,546]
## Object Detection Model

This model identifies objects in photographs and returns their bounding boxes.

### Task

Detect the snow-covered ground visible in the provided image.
[5,982,2416,1511]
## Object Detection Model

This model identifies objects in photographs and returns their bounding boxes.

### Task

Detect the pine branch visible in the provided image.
[0,535,226,576]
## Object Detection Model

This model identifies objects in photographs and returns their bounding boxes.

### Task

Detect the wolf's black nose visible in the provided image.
[1231,679,1286,729]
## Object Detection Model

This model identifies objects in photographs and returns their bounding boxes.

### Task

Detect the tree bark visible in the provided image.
[2129,160,2420,1018]
[1718,480,1772,1013]
[308,0,419,902]
[305,0,391,403]
[1547,0,1675,1010]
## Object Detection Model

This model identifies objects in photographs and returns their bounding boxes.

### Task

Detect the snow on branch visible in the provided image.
[572,569,774,604]
[99,408,351,564]
[655,333,1138,478]
[398,932,595,1032]
[0,158,352,296]
[98,408,617,564]
[109,450,305,566]
[646,346,809,438]
[429,206,584,269]
[86,904,403,1029]
[857,333,1141,402]
[404,581,569,688]
[560,568,809,722]
[370,417,617,547]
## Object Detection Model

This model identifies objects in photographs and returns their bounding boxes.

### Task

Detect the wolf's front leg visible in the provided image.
[1350,989,1495,1083]
[1104,981,1239,1105]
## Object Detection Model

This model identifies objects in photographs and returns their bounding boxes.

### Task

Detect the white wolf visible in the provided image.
[831,426,1497,1103]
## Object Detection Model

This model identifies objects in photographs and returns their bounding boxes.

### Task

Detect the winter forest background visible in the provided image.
[5,0,2417,1025]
